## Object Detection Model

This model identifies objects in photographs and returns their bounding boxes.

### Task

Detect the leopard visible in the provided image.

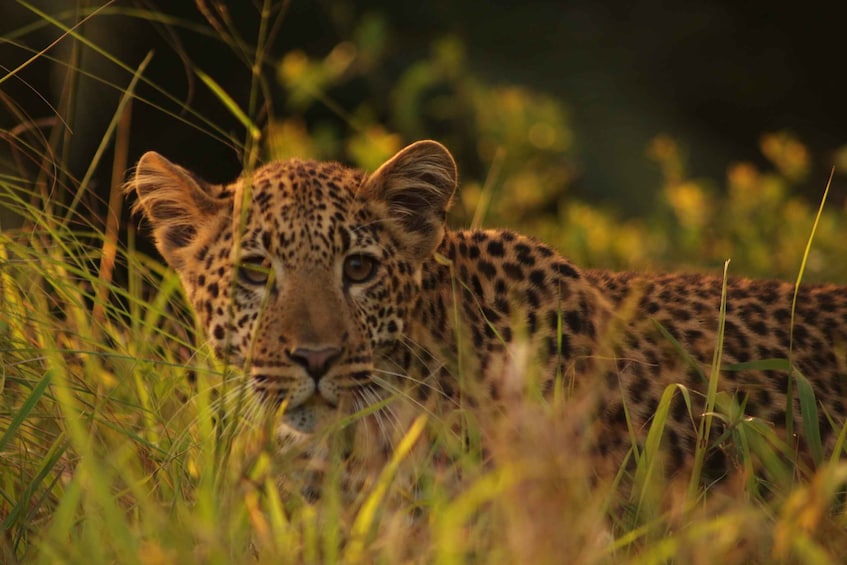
[127,139,847,486]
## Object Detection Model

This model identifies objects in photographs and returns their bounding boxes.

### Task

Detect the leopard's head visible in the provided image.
[128,141,457,438]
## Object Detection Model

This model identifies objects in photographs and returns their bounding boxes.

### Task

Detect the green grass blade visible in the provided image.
[723,358,791,372]
[688,259,730,498]
[652,318,707,384]
[0,373,52,454]
[1,435,67,533]
[64,50,152,221]
[195,67,261,142]
[794,368,824,466]
[345,414,428,561]
[633,383,693,518]
[787,167,834,441]
[0,1,109,87]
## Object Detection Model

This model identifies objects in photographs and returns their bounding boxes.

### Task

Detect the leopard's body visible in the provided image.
[129,140,847,480]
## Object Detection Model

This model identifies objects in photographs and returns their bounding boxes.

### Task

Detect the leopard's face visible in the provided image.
[190,161,427,434]
[129,142,457,438]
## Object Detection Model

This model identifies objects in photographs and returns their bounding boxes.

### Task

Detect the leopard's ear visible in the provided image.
[126,151,230,268]
[361,140,457,260]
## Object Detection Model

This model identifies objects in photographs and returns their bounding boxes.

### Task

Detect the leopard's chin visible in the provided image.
[277,396,339,437]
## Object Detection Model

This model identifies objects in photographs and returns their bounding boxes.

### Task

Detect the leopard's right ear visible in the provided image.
[126,151,230,267]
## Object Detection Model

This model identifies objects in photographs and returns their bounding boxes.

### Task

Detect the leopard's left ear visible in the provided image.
[361,140,457,260]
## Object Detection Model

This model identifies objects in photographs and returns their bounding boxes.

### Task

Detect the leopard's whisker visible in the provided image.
[369,375,445,426]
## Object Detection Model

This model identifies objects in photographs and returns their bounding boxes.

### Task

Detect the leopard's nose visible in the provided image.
[287,346,343,382]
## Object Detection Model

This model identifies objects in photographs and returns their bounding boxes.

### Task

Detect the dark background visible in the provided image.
[2,0,845,214]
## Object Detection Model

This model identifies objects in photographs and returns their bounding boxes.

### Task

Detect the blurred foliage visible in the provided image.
[272,18,576,228]
[270,11,846,284]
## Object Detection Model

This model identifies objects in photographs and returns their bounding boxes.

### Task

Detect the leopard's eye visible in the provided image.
[237,256,271,286]
[343,254,378,284]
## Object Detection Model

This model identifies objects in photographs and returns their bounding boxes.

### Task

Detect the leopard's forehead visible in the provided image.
[240,158,366,214]
[229,158,374,261]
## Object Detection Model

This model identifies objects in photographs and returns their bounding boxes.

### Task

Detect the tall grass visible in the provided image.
[3,138,847,565]
[3,2,847,563]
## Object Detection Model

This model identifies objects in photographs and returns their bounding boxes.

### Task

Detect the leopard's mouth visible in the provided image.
[253,375,382,436]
